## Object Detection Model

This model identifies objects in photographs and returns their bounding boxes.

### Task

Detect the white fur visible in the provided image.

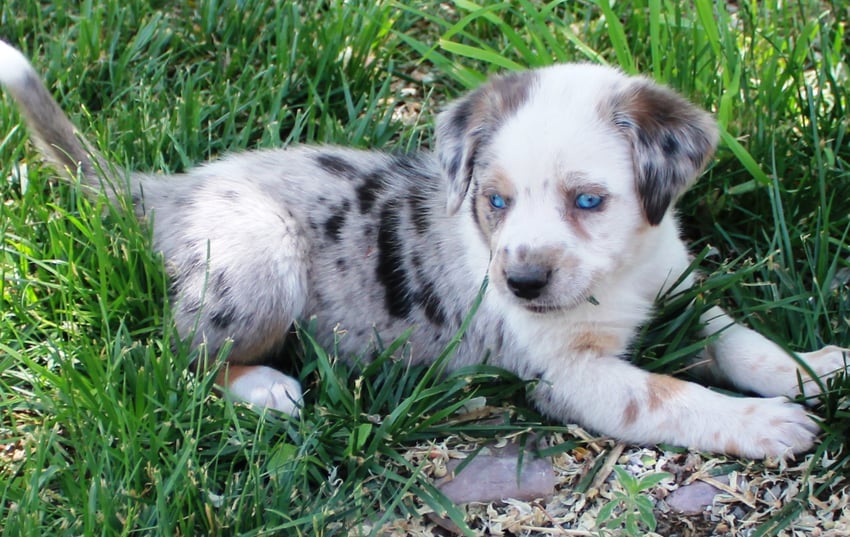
[225,366,303,416]
[0,40,34,88]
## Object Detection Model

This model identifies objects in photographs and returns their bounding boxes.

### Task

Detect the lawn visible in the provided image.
[1,1,848,536]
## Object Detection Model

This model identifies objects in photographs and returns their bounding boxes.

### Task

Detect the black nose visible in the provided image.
[505,267,551,299]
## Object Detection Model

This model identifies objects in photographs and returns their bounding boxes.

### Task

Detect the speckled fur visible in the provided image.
[2,39,847,458]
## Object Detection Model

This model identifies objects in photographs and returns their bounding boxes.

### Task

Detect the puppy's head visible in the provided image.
[436,64,718,311]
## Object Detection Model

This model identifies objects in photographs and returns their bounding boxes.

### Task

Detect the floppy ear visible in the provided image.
[436,96,479,215]
[436,71,537,215]
[610,80,719,225]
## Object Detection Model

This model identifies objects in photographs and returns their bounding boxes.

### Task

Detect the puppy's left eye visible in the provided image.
[575,193,604,210]
[489,194,508,210]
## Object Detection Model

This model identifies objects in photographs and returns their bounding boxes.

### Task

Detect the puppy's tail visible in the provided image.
[0,40,123,200]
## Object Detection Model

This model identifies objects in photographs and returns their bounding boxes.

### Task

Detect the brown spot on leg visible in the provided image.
[724,440,742,456]
[805,346,846,361]
[646,374,686,411]
[769,416,786,428]
[622,398,640,426]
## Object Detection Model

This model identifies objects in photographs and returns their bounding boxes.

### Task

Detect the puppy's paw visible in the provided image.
[223,365,303,416]
[793,345,850,400]
[722,397,818,459]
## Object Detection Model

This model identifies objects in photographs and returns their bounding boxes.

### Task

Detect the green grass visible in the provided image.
[1,0,848,535]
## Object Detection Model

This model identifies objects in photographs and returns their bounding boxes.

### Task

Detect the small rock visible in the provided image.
[436,445,556,504]
[665,474,743,515]
[666,480,722,514]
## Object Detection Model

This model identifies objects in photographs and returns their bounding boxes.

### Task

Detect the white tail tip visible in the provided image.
[0,40,36,88]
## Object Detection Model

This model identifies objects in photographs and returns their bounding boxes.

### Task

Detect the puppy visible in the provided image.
[1,40,846,459]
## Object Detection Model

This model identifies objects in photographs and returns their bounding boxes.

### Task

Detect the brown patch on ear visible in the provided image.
[436,71,538,215]
[646,374,686,411]
[607,80,719,225]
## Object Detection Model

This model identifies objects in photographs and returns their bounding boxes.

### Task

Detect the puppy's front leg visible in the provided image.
[696,306,849,401]
[529,353,817,458]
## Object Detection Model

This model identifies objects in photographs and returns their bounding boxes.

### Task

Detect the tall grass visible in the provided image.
[1,0,848,535]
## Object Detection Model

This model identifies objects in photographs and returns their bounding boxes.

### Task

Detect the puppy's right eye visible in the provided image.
[575,193,604,210]
[489,194,507,210]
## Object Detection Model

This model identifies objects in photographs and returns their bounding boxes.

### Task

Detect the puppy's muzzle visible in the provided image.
[505,265,551,300]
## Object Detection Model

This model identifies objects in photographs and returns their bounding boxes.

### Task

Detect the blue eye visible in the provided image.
[575,193,603,210]
[489,194,507,210]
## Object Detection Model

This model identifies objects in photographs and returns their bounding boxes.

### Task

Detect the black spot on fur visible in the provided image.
[210,303,236,329]
[336,257,347,271]
[417,280,446,326]
[357,172,384,214]
[168,252,204,295]
[661,133,680,157]
[408,194,430,234]
[315,153,358,178]
[169,255,206,316]
[376,200,413,318]
[391,154,430,180]
[213,271,232,296]
[408,250,447,326]
[638,161,673,225]
[324,200,350,242]
[445,154,463,182]
[449,98,473,134]
[468,180,489,244]
[182,298,202,315]
[208,271,237,329]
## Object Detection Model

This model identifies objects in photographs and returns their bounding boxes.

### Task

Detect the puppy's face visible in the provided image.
[437,64,718,312]
[473,110,642,311]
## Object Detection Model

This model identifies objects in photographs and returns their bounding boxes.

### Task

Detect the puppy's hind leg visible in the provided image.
[218,365,304,416]
[156,181,309,415]
[0,41,304,414]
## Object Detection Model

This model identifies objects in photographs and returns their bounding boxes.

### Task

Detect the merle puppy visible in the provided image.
[1,40,846,458]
